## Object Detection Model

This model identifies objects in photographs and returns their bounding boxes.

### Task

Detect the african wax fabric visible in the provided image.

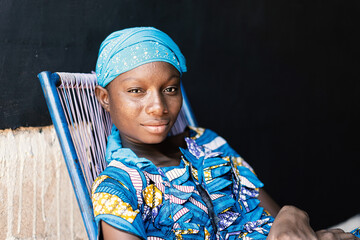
[352,228,360,237]
[92,127,274,239]
[95,27,187,87]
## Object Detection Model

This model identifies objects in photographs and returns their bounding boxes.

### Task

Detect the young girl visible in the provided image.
[92,27,359,240]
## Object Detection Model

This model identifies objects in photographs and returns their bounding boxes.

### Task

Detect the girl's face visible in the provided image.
[96,61,182,145]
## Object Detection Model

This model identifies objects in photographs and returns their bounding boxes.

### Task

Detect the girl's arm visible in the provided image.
[259,189,317,239]
[101,221,141,240]
[258,188,281,217]
[259,190,359,240]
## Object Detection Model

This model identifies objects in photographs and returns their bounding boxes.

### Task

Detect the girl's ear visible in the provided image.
[95,85,110,112]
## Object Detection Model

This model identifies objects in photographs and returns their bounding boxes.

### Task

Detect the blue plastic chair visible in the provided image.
[38,71,197,240]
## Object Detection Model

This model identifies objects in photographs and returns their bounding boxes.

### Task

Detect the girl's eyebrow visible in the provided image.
[167,74,181,80]
[121,75,180,83]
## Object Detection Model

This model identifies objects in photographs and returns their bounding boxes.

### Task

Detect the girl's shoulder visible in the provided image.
[189,126,241,158]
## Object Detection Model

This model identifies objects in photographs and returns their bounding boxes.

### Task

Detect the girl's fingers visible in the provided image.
[316,228,360,240]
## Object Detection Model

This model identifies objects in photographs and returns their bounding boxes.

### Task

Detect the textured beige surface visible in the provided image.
[331,214,360,232]
[0,126,87,240]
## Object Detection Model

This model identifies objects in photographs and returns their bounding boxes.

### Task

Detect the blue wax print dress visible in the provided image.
[92,127,273,239]
[91,127,360,239]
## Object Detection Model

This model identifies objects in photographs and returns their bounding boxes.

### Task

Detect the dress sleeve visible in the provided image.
[91,174,146,239]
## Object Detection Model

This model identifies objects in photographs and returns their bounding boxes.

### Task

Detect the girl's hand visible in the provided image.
[267,205,318,240]
[316,229,360,240]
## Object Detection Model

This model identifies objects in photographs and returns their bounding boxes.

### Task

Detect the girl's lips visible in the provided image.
[141,123,169,134]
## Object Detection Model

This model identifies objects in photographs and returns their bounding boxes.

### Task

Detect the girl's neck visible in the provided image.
[121,129,189,167]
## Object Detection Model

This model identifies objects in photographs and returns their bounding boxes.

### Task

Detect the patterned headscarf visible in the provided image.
[96,27,187,87]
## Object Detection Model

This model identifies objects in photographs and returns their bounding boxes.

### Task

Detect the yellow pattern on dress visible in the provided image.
[221,207,231,213]
[231,156,244,169]
[204,227,210,240]
[142,184,163,208]
[263,209,271,216]
[92,175,129,195]
[92,192,139,223]
[231,156,256,175]
[118,180,130,190]
[174,228,199,240]
[238,232,249,239]
[188,126,205,140]
[91,175,109,196]
[191,167,198,181]
[203,163,229,183]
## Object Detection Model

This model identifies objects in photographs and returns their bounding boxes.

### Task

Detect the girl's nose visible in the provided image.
[145,92,168,116]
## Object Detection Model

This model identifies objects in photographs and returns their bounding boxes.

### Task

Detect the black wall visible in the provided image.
[1,0,359,230]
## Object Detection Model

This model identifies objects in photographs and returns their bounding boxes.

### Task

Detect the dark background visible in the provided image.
[1,0,359,230]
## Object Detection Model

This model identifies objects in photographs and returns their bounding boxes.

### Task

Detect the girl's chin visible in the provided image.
[142,135,168,145]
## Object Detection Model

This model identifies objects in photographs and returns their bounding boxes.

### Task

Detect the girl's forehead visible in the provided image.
[119,62,180,79]
[108,62,180,88]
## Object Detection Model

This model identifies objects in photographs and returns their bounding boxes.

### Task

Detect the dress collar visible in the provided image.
[105,125,203,171]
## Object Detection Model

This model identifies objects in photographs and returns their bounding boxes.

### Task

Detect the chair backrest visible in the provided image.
[38,71,197,240]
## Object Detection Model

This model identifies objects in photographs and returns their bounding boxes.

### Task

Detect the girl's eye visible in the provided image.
[128,89,142,93]
[164,87,177,93]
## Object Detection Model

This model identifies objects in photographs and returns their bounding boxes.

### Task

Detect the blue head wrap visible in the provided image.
[97,27,187,163]
[96,27,187,87]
